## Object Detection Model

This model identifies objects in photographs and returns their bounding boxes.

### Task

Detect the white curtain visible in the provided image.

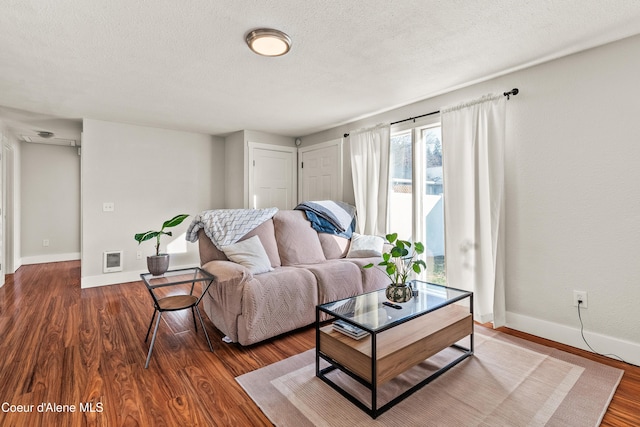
[349,124,391,236]
[442,94,506,327]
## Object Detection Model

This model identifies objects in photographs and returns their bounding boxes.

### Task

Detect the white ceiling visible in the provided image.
[2,1,640,140]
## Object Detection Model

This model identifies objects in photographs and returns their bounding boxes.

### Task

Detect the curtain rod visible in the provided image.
[343,88,519,138]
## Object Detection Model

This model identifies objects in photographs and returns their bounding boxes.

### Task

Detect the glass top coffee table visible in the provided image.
[316,280,473,418]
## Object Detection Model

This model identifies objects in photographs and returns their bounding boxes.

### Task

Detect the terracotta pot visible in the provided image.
[385,283,413,303]
[147,254,170,276]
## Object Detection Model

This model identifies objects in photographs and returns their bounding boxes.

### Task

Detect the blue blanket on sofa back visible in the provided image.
[294,201,356,238]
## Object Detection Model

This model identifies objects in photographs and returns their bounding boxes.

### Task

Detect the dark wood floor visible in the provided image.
[0,261,638,426]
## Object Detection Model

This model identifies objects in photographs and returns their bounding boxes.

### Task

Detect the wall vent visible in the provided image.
[103,251,123,273]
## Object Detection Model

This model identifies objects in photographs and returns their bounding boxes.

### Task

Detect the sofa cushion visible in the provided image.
[302,260,364,305]
[243,219,281,267]
[340,257,390,293]
[346,233,384,258]
[318,233,350,259]
[273,210,326,265]
[222,235,273,274]
[197,219,281,268]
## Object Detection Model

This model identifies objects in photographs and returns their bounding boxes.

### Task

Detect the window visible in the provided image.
[388,123,445,285]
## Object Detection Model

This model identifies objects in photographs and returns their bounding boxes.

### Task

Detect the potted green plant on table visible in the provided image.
[364,232,426,303]
[134,214,189,276]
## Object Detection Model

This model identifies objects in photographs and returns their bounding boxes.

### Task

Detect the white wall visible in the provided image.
[224,131,244,208]
[20,142,80,264]
[81,119,225,287]
[301,34,640,364]
[244,130,295,148]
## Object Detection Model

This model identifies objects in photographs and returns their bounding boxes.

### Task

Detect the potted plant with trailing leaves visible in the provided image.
[134,214,189,276]
[364,233,426,303]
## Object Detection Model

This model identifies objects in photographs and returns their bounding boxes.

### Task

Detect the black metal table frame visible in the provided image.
[315,286,473,419]
[141,267,215,369]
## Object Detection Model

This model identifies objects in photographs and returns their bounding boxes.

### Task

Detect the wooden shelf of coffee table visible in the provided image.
[319,303,472,385]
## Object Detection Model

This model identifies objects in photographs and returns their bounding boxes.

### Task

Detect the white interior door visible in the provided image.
[248,142,296,209]
[298,139,343,203]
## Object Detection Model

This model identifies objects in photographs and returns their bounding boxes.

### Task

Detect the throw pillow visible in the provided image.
[222,235,274,274]
[346,233,384,258]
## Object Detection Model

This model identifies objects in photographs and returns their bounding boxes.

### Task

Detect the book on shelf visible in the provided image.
[333,319,368,340]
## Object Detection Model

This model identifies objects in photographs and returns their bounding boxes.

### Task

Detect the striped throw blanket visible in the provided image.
[186,208,278,250]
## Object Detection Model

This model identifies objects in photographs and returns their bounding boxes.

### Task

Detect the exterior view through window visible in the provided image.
[388,125,445,285]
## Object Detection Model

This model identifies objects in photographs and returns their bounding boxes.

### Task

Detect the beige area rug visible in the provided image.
[236,327,623,426]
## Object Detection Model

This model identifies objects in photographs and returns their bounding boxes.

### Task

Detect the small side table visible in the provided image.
[140,267,216,369]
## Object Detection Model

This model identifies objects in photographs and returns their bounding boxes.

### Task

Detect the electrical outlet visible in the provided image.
[573,290,588,308]
[103,202,115,212]
[43,239,50,247]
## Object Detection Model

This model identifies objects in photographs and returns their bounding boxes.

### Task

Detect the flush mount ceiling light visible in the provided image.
[37,131,55,138]
[246,28,291,57]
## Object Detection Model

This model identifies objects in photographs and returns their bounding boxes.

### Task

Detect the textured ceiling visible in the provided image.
[1,0,640,140]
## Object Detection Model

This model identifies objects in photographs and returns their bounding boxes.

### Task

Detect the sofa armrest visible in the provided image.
[202,259,254,285]
[200,260,255,342]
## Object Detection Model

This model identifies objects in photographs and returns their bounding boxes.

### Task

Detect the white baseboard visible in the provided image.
[506,311,640,366]
[81,262,199,288]
[21,252,80,265]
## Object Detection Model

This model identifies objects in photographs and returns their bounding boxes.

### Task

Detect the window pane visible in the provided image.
[421,127,445,285]
[388,131,412,241]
